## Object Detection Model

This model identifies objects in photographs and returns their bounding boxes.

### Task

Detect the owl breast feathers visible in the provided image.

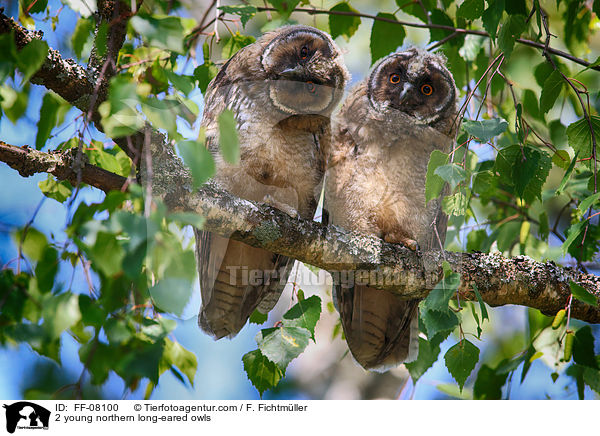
[196,25,349,340]
[324,48,459,371]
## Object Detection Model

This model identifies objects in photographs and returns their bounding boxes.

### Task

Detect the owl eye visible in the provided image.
[300,46,309,59]
[389,74,401,84]
[306,81,316,93]
[421,84,434,95]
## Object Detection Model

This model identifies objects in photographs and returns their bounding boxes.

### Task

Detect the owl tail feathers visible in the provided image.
[196,231,294,340]
[342,285,420,372]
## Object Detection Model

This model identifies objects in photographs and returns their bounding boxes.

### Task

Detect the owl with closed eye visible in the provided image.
[195,25,349,340]
[324,48,459,371]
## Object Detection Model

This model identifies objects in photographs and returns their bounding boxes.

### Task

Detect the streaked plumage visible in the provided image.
[196,25,349,339]
[325,48,459,370]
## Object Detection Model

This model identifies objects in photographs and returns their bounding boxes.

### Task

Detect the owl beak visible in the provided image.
[280,65,305,80]
[397,83,414,104]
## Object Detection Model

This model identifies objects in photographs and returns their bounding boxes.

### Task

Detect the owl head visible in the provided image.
[367,49,458,133]
[260,25,349,115]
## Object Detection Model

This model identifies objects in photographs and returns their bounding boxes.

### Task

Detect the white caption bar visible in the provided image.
[0,400,592,435]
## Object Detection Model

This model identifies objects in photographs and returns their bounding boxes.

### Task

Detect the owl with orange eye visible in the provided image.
[324,48,459,371]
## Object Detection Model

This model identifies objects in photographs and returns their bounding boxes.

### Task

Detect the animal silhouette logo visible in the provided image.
[3,402,50,433]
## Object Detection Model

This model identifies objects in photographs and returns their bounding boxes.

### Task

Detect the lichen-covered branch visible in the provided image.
[149,144,600,323]
[0,141,127,192]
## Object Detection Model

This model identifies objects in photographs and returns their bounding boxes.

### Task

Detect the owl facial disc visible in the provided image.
[368,49,457,127]
[261,25,348,115]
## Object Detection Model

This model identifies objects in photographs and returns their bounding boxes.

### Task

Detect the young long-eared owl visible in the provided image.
[196,25,349,339]
[324,48,459,371]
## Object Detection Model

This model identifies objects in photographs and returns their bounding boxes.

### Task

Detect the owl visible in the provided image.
[324,48,459,371]
[196,25,349,339]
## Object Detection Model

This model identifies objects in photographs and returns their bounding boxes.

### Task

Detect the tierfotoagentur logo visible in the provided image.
[3,402,50,433]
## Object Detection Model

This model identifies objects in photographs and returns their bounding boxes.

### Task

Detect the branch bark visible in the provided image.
[0,141,128,192]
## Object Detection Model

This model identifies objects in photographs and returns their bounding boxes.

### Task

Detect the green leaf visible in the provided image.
[425,149,449,204]
[573,326,599,369]
[473,283,489,322]
[459,35,485,61]
[14,227,47,262]
[21,0,48,13]
[267,0,301,19]
[473,364,507,399]
[434,164,468,190]
[583,366,600,394]
[463,118,508,142]
[35,245,58,293]
[257,325,311,370]
[130,15,185,54]
[444,340,480,392]
[569,281,598,307]
[71,17,93,59]
[421,270,460,313]
[104,318,133,344]
[86,232,125,277]
[420,307,458,342]
[79,295,105,328]
[149,278,194,316]
[406,337,441,382]
[218,5,257,27]
[176,140,216,188]
[567,117,600,167]
[482,0,505,40]
[16,39,48,83]
[495,145,551,203]
[442,190,468,216]
[497,14,527,59]
[194,61,218,94]
[561,220,586,254]
[38,175,73,203]
[163,339,198,386]
[540,70,564,114]
[467,229,487,252]
[370,13,404,65]
[552,150,570,170]
[42,292,81,339]
[165,70,195,95]
[578,192,600,214]
[457,0,484,20]
[429,10,456,44]
[396,0,434,22]
[221,32,255,58]
[218,109,240,164]
[329,2,361,41]
[36,92,61,149]
[555,151,578,196]
[242,349,283,396]
[282,295,322,339]
[249,310,269,325]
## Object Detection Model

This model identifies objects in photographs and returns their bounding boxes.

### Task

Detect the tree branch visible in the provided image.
[0,141,128,192]
[129,138,600,324]
[254,6,600,72]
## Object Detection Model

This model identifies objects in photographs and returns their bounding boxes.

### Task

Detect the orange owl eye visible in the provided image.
[389,74,401,84]
[306,81,316,93]
[421,84,433,95]
[300,46,309,59]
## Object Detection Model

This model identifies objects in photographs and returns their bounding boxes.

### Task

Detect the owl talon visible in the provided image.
[384,234,419,251]
[263,194,299,218]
